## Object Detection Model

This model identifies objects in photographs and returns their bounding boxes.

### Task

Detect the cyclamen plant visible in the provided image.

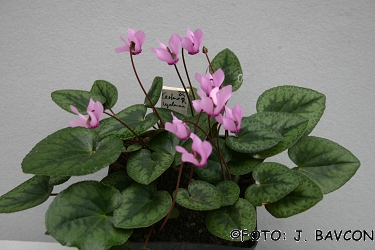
[0,27,360,250]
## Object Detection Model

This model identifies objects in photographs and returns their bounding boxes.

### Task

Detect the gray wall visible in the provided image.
[1,1,374,249]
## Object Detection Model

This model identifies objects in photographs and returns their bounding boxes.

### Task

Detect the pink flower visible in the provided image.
[165,112,191,140]
[151,34,181,65]
[175,133,212,167]
[69,98,104,129]
[215,104,244,133]
[192,85,232,117]
[115,28,146,55]
[195,69,225,95]
[181,28,203,55]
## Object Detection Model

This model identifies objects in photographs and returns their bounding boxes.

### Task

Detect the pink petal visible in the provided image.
[169,34,181,55]
[212,69,225,87]
[151,48,173,64]
[70,105,80,115]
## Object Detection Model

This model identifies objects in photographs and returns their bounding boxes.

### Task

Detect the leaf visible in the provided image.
[250,112,309,158]
[175,180,223,210]
[51,89,106,114]
[101,172,134,192]
[22,127,124,176]
[126,149,174,185]
[244,162,299,206]
[148,131,180,155]
[265,171,323,218]
[227,151,263,175]
[216,181,240,206]
[206,198,256,241]
[114,183,172,229]
[97,104,158,139]
[49,176,71,186]
[256,85,326,135]
[288,136,360,194]
[45,181,132,250]
[0,175,52,213]
[225,117,282,153]
[144,77,163,108]
[210,48,243,92]
[90,80,118,110]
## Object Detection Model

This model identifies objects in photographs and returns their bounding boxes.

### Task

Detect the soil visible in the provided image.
[109,152,256,249]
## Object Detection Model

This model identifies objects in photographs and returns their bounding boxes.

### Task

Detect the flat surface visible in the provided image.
[0,240,70,250]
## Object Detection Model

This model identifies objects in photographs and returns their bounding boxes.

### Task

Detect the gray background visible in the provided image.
[1,1,374,249]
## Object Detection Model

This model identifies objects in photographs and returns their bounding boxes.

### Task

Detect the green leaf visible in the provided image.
[49,176,71,186]
[90,80,118,110]
[216,181,240,206]
[144,77,163,108]
[210,48,243,92]
[148,131,180,155]
[0,175,52,213]
[227,151,263,175]
[97,104,158,139]
[175,180,224,210]
[225,117,282,154]
[256,85,326,135]
[22,127,124,176]
[127,149,174,185]
[265,171,323,218]
[114,183,171,229]
[250,112,309,158]
[45,181,132,250]
[101,172,134,192]
[244,162,299,206]
[288,136,360,194]
[51,89,106,114]
[206,198,256,241]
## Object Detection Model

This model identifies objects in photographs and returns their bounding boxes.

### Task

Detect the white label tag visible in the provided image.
[161,86,190,115]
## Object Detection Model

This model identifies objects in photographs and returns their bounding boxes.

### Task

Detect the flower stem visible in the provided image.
[202,46,215,73]
[129,46,164,127]
[158,162,184,233]
[174,64,194,116]
[181,48,196,100]
[143,224,155,249]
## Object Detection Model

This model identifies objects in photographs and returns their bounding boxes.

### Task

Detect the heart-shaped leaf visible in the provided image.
[49,176,71,186]
[216,181,240,206]
[101,171,134,192]
[90,80,118,110]
[45,181,132,250]
[288,136,360,194]
[227,151,263,175]
[175,180,223,210]
[244,162,299,206]
[148,131,180,155]
[206,198,256,241]
[210,48,243,92]
[0,175,52,213]
[97,104,158,139]
[250,112,309,158]
[127,149,174,185]
[114,183,171,229]
[144,77,163,108]
[22,127,124,176]
[265,171,323,218]
[51,89,106,114]
[225,117,282,153]
[256,85,326,135]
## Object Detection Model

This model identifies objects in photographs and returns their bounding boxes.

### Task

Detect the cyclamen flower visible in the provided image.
[181,28,203,55]
[165,112,191,140]
[195,69,225,95]
[69,98,104,129]
[115,28,146,55]
[176,133,212,167]
[151,34,181,65]
[192,85,232,117]
[215,104,244,133]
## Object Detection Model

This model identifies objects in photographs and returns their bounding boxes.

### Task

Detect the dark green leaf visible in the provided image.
[101,172,134,192]
[114,183,171,229]
[90,80,118,110]
[288,136,360,194]
[256,85,326,135]
[0,175,52,213]
[148,131,180,155]
[216,181,240,206]
[45,181,132,250]
[244,162,299,206]
[22,127,124,176]
[144,77,163,108]
[210,48,243,92]
[227,151,263,175]
[49,176,71,186]
[51,89,106,114]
